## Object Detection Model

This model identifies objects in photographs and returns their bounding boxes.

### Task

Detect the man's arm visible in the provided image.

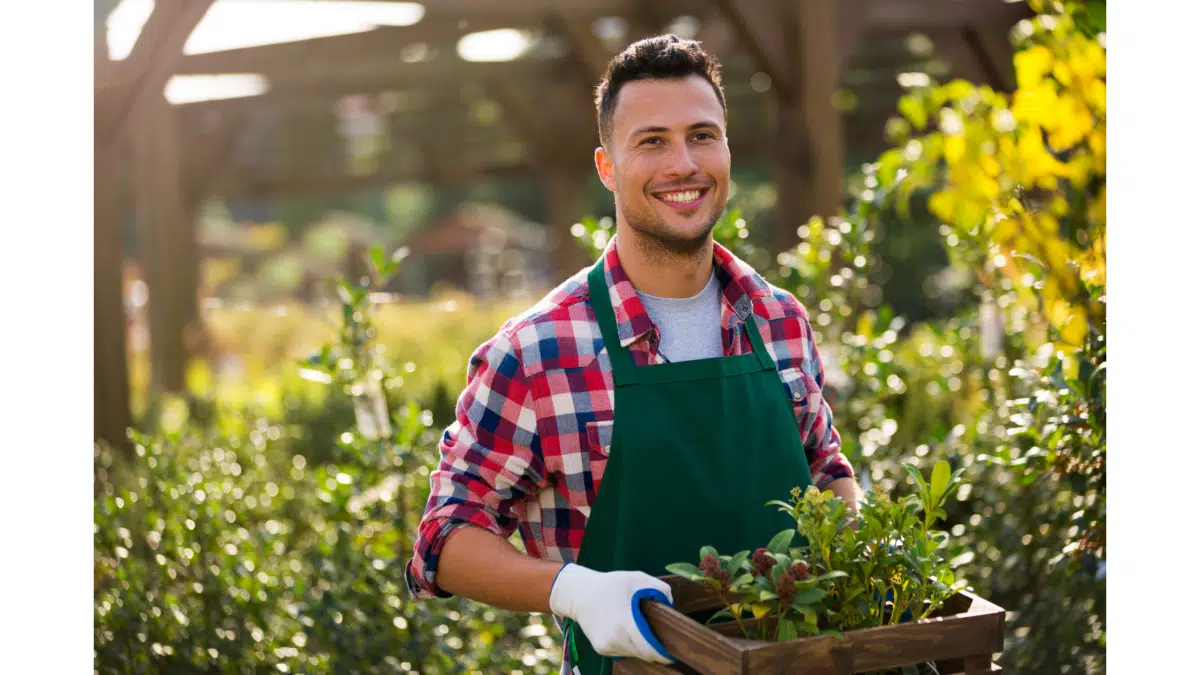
[790,313,859,508]
[436,525,562,613]
[404,330,676,665]
[823,477,862,513]
[405,332,547,601]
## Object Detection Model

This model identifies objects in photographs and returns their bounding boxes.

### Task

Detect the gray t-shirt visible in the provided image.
[634,271,725,362]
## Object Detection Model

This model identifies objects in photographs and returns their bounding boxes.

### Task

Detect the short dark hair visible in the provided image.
[594,34,727,148]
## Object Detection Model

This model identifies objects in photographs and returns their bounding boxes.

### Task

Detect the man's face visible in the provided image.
[596,75,731,255]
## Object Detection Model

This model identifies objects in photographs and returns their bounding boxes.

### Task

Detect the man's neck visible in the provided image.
[613,224,715,298]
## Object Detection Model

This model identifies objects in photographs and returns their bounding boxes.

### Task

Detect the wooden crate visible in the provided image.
[611,575,1005,675]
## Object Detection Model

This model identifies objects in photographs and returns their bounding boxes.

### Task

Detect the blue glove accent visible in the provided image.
[628,587,675,663]
[550,562,574,595]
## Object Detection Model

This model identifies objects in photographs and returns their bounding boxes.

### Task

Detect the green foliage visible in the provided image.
[668,462,962,643]
[96,250,562,673]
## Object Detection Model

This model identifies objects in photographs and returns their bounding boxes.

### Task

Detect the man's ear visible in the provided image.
[595,146,617,192]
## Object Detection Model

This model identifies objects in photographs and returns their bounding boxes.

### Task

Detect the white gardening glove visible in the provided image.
[549,562,676,665]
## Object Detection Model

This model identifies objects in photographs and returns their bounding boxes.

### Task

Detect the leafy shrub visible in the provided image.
[95,254,563,674]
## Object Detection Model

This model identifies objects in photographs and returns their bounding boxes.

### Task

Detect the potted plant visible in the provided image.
[613,461,1005,674]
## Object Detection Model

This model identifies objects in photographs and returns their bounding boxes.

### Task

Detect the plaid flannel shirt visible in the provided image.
[405,238,854,600]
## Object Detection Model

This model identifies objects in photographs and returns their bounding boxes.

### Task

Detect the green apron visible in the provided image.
[563,256,816,674]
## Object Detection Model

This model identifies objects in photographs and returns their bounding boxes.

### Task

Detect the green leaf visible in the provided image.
[904,463,929,497]
[369,244,386,275]
[790,587,828,605]
[942,79,975,101]
[704,609,735,626]
[777,618,799,642]
[898,95,928,130]
[700,546,719,561]
[768,529,795,555]
[814,570,849,582]
[727,550,751,576]
[930,460,951,504]
[664,563,704,580]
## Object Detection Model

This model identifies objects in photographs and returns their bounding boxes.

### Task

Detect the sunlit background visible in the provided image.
[94,1,1106,674]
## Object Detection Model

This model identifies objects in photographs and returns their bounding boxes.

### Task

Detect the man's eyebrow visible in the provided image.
[629,120,722,136]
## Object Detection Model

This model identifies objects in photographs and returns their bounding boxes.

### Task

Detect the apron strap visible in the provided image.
[587,256,637,386]
[589,252,779,382]
[741,306,776,372]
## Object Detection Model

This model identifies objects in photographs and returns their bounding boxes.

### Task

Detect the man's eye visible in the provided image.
[694,132,714,141]
[641,137,662,145]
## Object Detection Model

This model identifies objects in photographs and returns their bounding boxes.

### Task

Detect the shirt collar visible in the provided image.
[598,235,772,348]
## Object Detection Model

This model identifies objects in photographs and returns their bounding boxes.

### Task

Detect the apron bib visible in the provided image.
[564,255,815,674]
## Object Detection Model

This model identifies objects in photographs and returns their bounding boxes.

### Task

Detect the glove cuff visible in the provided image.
[549,562,588,619]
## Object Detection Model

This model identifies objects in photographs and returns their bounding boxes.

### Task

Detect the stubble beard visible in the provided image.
[616,190,723,266]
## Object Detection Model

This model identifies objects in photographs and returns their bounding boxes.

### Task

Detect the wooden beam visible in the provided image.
[486,82,561,165]
[836,0,870,74]
[173,1,674,77]
[177,24,476,76]
[486,79,595,165]
[963,25,1016,91]
[184,116,248,206]
[176,59,552,116]
[215,161,534,201]
[932,29,992,87]
[553,14,615,84]
[861,0,1032,32]
[712,0,795,100]
[694,11,738,57]
[132,94,196,395]
[97,0,216,153]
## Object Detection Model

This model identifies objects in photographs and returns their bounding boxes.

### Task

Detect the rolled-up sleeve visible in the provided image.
[794,318,855,489]
[404,332,545,599]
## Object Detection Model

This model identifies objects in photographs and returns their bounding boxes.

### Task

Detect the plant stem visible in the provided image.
[722,592,750,638]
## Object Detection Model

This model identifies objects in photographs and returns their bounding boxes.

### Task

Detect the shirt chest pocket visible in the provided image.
[779,367,815,410]
[584,419,613,489]
[585,419,613,457]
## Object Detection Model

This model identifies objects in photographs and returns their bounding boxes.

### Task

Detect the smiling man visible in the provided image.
[405,35,859,674]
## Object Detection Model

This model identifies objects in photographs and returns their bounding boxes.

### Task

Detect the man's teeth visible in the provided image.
[660,190,701,203]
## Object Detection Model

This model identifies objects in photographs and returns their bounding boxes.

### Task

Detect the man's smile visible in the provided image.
[651,186,710,211]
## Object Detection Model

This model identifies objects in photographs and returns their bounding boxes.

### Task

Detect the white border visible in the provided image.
[0,4,93,674]
[1107,1,1199,671]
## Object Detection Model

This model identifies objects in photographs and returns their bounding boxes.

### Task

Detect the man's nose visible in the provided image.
[661,141,700,178]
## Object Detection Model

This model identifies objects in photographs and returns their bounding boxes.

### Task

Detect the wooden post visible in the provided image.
[777,0,845,254]
[95,146,133,452]
[94,20,133,452]
[544,165,593,282]
[714,0,849,255]
[132,94,195,395]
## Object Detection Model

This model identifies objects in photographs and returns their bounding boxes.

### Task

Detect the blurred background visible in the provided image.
[93,1,1106,673]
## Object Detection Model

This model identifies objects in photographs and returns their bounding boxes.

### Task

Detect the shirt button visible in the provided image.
[793,391,803,400]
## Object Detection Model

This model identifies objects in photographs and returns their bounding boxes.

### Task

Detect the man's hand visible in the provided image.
[824,477,861,512]
[824,477,861,531]
[549,563,676,665]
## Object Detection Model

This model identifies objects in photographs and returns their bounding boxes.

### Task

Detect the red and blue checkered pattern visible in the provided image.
[405,238,854,600]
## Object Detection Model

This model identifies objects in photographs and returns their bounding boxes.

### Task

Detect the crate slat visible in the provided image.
[636,576,1005,674]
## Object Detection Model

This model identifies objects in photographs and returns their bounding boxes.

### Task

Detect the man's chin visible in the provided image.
[645,219,718,255]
